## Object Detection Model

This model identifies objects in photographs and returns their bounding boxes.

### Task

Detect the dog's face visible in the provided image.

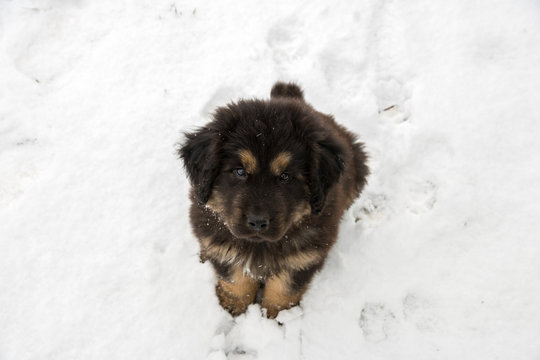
[207,143,311,242]
[180,99,345,242]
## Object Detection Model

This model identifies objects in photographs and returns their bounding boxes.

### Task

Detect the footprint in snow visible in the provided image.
[358,302,398,343]
[405,179,438,214]
[0,138,39,205]
[267,16,308,68]
[354,192,388,223]
[403,294,446,332]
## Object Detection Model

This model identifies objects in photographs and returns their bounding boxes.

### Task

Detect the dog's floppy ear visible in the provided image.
[179,127,220,205]
[309,135,345,214]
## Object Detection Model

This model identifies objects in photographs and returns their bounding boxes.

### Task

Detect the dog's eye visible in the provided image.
[279,172,290,183]
[233,168,247,179]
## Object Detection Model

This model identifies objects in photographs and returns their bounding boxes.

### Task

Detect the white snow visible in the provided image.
[1,0,540,359]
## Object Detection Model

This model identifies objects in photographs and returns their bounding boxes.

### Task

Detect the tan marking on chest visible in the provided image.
[284,249,323,271]
[200,236,241,265]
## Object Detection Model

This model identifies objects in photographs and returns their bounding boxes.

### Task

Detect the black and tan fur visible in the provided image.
[179,82,369,318]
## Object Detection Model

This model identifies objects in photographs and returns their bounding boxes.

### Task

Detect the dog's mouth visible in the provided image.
[246,236,265,243]
[244,233,283,242]
[228,226,285,243]
[225,215,291,243]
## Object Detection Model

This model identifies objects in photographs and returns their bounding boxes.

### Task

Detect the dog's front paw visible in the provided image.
[261,301,288,319]
[216,283,254,316]
[215,271,258,316]
[261,273,303,319]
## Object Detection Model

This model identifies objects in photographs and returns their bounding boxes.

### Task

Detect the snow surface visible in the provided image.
[1,0,540,359]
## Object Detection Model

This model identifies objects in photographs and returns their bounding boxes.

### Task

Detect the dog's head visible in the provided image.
[180,83,345,242]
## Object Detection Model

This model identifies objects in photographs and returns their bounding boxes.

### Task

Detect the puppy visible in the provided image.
[179,82,369,318]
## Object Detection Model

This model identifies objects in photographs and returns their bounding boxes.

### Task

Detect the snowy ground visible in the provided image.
[1,0,540,359]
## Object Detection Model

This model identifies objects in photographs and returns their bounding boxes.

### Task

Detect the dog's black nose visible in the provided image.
[246,215,269,232]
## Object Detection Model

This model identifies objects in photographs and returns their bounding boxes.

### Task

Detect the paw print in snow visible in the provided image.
[358,303,398,343]
[354,192,388,223]
[406,179,438,214]
[267,16,308,67]
[403,294,446,332]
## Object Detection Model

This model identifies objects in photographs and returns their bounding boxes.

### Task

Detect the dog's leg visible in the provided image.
[215,265,259,316]
[261,264,323,318]
[261,272,304,318]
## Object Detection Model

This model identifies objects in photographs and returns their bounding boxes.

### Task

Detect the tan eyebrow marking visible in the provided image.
[270,151,292,176]
[238,149,258,173]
